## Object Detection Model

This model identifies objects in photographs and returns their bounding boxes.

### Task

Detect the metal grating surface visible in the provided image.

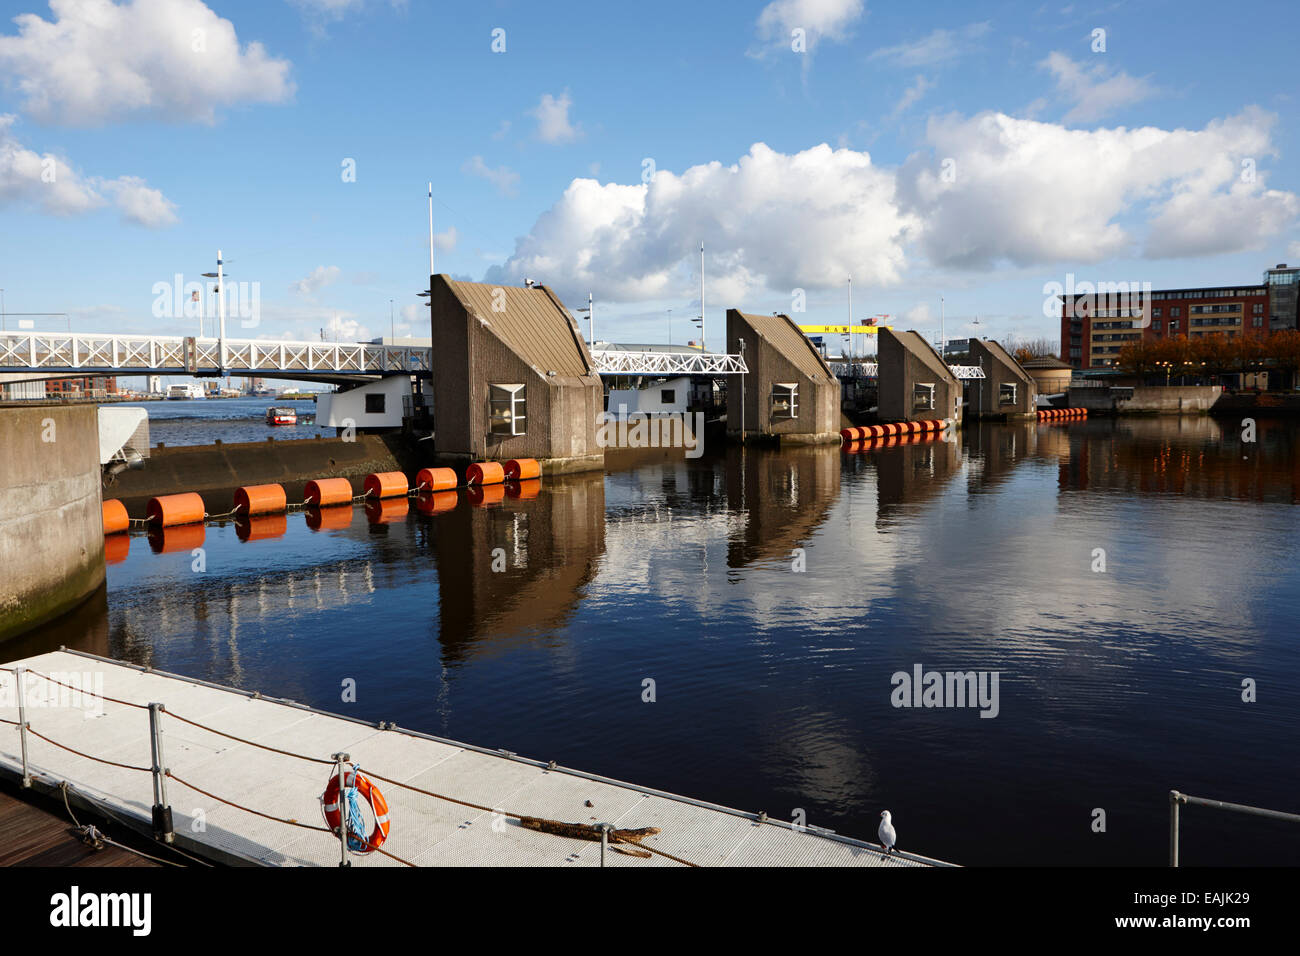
[0,652,946,867]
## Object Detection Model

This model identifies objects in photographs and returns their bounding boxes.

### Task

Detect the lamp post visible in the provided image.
[200,251,227,373]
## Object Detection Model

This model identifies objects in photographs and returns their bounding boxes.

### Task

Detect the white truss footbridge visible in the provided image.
[588,349,748,375]
[0,331,432,385]
[828,361,985,380]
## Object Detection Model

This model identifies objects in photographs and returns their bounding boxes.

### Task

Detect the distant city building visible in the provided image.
[1060,261,1296,370]
[44,376,118,396]
[1019,355,1073,395]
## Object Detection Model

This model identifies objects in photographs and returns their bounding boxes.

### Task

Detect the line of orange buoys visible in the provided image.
[840,419,950,445]
[99,459,543,562]
[1037,408,1087,422]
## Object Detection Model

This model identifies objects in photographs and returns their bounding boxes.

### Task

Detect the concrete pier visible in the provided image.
[0,405,105,642]
[0,650,949,867]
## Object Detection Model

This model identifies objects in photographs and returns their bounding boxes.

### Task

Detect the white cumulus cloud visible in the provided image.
[0,0,295,125]
[1040,51,1156,124]
[754,0,864,52]
[0,114,178,225]
[484,142,917,304]
[462,155,520,196]
[483,108,1298,302]
[530,91,580,143]
[902,107,1295,268]
[292,265,341,297]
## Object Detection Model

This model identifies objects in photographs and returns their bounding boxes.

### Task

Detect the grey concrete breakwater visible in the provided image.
[0,405,105,642]
[104,433,413,514]
[1069,385,1223,415]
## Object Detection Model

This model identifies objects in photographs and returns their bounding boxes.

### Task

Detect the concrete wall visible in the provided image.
[878,329,963,425]
[969,339,1036,419]
[1069,385,1222,415]
[430,276,603,472]
[103,433,413,513]
[0,405,105,642]
[725,310,839,444]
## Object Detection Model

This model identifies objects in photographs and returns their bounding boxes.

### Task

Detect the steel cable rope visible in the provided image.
[58,782,184,867]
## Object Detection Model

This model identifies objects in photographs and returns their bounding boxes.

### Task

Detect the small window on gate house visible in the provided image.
[660,389,675,405]
[999,382,1016,405]
[489,384,526,436]
[771,383,798,419]
[365,393,386,414]
[913,383,935,411]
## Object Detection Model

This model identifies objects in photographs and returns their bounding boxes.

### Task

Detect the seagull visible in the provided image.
[878,810,897,855]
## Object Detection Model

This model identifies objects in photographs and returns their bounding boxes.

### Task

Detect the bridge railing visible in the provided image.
[0,331,432,376]
[590,349,748,376]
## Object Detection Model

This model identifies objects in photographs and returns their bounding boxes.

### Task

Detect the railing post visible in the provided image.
[148,703,175,843]
[1169,790,1181,867]
[15,667,31,788]
[332,752,351,867]
[600,823,609,868]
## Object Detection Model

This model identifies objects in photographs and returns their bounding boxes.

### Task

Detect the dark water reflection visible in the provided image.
[10,417,1300,865]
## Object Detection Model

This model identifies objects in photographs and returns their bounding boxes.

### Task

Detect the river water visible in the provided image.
[10,416,1300,865]
[144,397,319,446]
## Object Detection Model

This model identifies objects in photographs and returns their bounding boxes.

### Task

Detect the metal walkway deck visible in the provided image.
[0,651,946,868]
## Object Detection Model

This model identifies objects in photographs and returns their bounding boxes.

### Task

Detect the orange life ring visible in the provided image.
[322,766,390,854]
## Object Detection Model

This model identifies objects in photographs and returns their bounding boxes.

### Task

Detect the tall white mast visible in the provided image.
[847,275,853,361]
[428,182,435,278]
[699,241,705,351]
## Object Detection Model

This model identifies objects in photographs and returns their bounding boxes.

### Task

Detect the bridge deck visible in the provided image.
[0,650,946,868]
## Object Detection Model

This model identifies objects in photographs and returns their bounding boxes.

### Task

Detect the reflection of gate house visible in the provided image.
[429,276,604,473]
[968,339,1037,419]
[725,309,840,444]
[878,328,962,425]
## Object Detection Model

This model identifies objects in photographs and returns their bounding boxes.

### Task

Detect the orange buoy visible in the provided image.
[236,513,287,542]
[416,490,459,515]
[365,497,408,524]
[466,461,505,486]
[234,484,287,516]
[104,533,130,564]
[102,499,129,535]
[147,522,205,554]
[304,478,353,507]
[840,428,856,442]
[364,471,408,499]
[467,483,506,507]
[504,458,541,481]
[305,504,353,531]
[146,493,205,527]
[415,467,457,492]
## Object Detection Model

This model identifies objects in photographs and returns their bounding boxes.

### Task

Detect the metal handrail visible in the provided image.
[1169,789,1300,866]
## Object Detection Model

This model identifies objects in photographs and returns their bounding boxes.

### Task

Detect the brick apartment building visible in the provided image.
[43,376,118,397]
[1062,262,1300,370]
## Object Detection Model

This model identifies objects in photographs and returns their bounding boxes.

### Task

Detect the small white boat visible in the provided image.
[166,383,204,400]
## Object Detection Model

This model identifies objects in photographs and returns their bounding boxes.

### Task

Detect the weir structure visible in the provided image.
[428,276,606,473]
[877,328,964,427]
[967,339,1037,420]
[725,310,841,445]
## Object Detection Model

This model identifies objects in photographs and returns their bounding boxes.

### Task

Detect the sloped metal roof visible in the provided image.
[444,279,593,378]
[732,311,836,382]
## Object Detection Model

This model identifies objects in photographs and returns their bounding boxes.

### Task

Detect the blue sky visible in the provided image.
[1,0,1297,370]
